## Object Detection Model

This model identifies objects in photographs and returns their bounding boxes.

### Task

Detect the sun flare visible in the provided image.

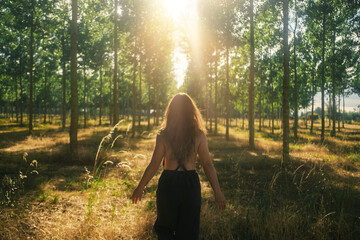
[163,0,198,88]
[163,0,193,20]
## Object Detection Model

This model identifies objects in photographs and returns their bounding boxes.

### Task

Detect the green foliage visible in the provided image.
[39,190,52,202]
[347,154,360,163]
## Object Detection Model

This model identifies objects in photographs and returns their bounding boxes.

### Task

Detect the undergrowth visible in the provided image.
[0,120,359,239]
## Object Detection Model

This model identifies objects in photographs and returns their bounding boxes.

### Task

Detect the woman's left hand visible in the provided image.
[131,186,144,204]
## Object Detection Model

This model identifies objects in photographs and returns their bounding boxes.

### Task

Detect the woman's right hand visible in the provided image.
[214,191,226,211]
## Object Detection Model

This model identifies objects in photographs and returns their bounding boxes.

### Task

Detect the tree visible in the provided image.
[69,0,78,157]
[132,40,137,137]
[214,48,219,134]
[28,0,35,134]
[113,0,119,125]
[319,0,330,143]
[282,0,290,164]
[249,0,255,148]
[292,0,299,140]
[61,29,67,129]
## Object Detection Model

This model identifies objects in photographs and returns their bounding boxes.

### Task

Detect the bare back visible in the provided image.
[161,131,204,171]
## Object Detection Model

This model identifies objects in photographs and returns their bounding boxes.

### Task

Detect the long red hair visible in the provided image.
[159,93,206,165]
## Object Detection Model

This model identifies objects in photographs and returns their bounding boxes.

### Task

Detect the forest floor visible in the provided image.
[0,118,359,239]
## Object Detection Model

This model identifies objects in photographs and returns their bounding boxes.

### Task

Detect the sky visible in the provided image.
[311,93,360,113]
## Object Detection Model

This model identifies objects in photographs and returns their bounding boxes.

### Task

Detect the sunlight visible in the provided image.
[163,0,198,88]
[163,0,190,20]
[173,48,188,88]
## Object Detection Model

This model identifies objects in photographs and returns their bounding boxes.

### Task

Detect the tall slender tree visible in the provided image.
[320,6,326,143]
[61,30,66,129]
[69,0,79,157]
[132,40,137,137]
[113,0,119,124]
[282,0,290,164]
[83,64,87,128]
[293,0,298,140]
[138,55,142,127]
[225,41,230,140]
[99,67,103,125]
[249,0,255,149]
[331,28,336,136]
[214,48,218,135]
[28,0,35,134]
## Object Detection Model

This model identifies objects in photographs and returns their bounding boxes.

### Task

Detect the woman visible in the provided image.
[131,93,226,240]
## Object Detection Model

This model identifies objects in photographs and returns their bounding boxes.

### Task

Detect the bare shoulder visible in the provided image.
[156,131,164,143]
[156,130,169,148]
[197,129,207,140]
[196,130,207,149]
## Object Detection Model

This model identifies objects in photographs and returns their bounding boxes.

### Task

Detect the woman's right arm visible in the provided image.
[197,132,226,211]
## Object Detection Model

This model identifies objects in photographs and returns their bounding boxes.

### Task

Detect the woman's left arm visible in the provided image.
[131,134,165,204]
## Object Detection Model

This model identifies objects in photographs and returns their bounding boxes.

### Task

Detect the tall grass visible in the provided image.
[0,120,359,239]
[93,120,124,176]
[0,152,38,206]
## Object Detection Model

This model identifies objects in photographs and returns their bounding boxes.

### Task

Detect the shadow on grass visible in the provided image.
[1,121,360,239]
[195,132,360,239]
[0,124,154,197]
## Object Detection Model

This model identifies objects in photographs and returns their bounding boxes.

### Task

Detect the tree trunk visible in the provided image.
[99,67,103,125]
[155,85,159,126]
[109,69,113,125]
[328,94,331,127]
[249,0,255,148]
[342,91,345,128]
[153,87,156,125]
[11,82,14,120]
[338,92,340,132]
[70,0,79,157]
[147,65,151,130]
[310,84,314,134]
[34,75,37,125]
[225,43,230,140]
[15,75,19,122]
[282,0,290,164]
[258,72,263,132]
[43,67,47,123]
[61,32,66,129]
[83,64,87,128]
[138,57,142,127]
[271,101,274,134]
[128,82,132,120]
[242,98,245,129]
[270,57,274,134]
[214,48,218,135]
[209,67,213,133]
[113,0,119,125]
[29,0,35,134]
[320,11,326,143]
[293,0,298,140]
[20,49,23,125]
[205,77,208,128]
[331,30,336,136]
[132,40,137,137]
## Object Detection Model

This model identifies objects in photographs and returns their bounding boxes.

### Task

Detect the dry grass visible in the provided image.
[0,118,359,239]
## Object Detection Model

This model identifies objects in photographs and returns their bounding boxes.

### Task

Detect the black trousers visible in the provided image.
[154,169,201,240]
